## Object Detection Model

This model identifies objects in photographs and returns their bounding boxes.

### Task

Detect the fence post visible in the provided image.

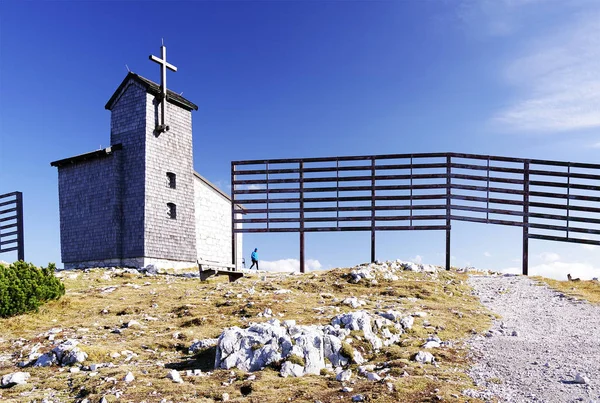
[371,157,376,263]
[299,161,305,274]
[523,161,530,276]
[231,163,237,268]
[16,192,24,261]
[446,155,451,271]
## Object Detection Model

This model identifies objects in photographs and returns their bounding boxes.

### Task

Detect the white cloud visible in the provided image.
[529,261,600,280]
[258,259,322,272]
[501,260,600,280]
[539,252,560,262]
[493,10,600,132]
[484,251,492,257]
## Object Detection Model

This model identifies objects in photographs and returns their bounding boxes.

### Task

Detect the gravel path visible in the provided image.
[468,275,600,403]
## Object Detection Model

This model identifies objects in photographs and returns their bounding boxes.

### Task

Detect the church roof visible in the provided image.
[51,144,123,168]
[105,72,198,111]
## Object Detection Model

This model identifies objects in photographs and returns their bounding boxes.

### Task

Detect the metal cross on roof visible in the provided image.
[149,44,178,134]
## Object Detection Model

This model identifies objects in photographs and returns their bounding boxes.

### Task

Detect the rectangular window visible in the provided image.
[167,203,177,219]
[167,172,176,189]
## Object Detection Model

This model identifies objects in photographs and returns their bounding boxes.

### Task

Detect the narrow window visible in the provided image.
[167,203,177,219]
[167,172,176,189]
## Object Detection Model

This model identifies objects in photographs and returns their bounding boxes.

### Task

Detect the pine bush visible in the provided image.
[0,261,65,318]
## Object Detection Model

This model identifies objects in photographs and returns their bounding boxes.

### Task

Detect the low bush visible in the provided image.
[0,261,65,318]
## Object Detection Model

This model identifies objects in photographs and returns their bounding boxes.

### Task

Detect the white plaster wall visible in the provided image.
[194,175,243,269]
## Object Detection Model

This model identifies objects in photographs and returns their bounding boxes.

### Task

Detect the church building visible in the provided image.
[51,46,242,270]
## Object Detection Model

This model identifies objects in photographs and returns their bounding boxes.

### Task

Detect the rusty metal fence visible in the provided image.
[0,191,24,261]
[231,152,600,274]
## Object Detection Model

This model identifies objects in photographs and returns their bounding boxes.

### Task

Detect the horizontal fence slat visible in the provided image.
[0,207,17,215]
[529,234,600,246]
[0,246,19,253]
[529,169,600,181]
[0,200,17,208]
[450,173,524,185]
[529,212,600,225]
[0,215,17,223]
[450,194,524,206]
[530,201,600,214]
[0,192,19,200]
[451,163,524,174]
[451,183,524,196]
[529,191,600,203]
[450,215,523,227]
[529,223,600,235]
[451,204,523,217]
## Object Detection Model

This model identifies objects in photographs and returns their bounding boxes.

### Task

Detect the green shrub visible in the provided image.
[0,261,65,318]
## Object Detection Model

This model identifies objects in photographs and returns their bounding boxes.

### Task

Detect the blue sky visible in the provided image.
[1,0,600,280]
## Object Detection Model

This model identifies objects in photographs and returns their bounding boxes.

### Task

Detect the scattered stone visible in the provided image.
[167,369,183,383]
[336,369,352,382]
[342,386,353,392]
[125,320,142,328]
[124,371,135,383]
[222,392,230,402]
[413,351,435,364]
[422,335,441,349]
[364,371,382,382]
[342,297,366,308]
[400,315,414,330]
[280,361,304,377]
[574,373,590,384]
[352,394,365,402]
[34,352,57,367]
[1,372,30,387]
[273,289,292,294]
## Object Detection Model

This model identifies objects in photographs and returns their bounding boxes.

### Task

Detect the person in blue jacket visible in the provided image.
[250,248,259,270]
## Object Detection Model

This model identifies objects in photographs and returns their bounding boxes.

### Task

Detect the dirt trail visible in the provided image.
[468,275,600,403]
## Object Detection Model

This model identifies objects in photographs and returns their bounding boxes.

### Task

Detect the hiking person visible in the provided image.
[250,248,259,270]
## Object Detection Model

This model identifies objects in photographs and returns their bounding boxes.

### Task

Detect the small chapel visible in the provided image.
[51,45,242,270]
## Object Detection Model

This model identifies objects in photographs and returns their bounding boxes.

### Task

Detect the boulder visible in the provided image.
[1,372,30,388]
[34,352,57,367]
[280,361,304,377]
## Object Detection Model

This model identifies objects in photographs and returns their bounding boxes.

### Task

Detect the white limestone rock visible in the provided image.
[124,372,135,383]
[336,369,352,382]
[52,339,79,362]
[400,316,414,330]
[1,372,30,387]
[167,369,183,383]
[273,289,292,295]
[413,351,435,364]
[574,373,590,384]
[332,311,383,350]
[342,297,366,309]
[280,361,304,377]
[422,335,441,349]
[34,352,57,367]
[62,349,88,365]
